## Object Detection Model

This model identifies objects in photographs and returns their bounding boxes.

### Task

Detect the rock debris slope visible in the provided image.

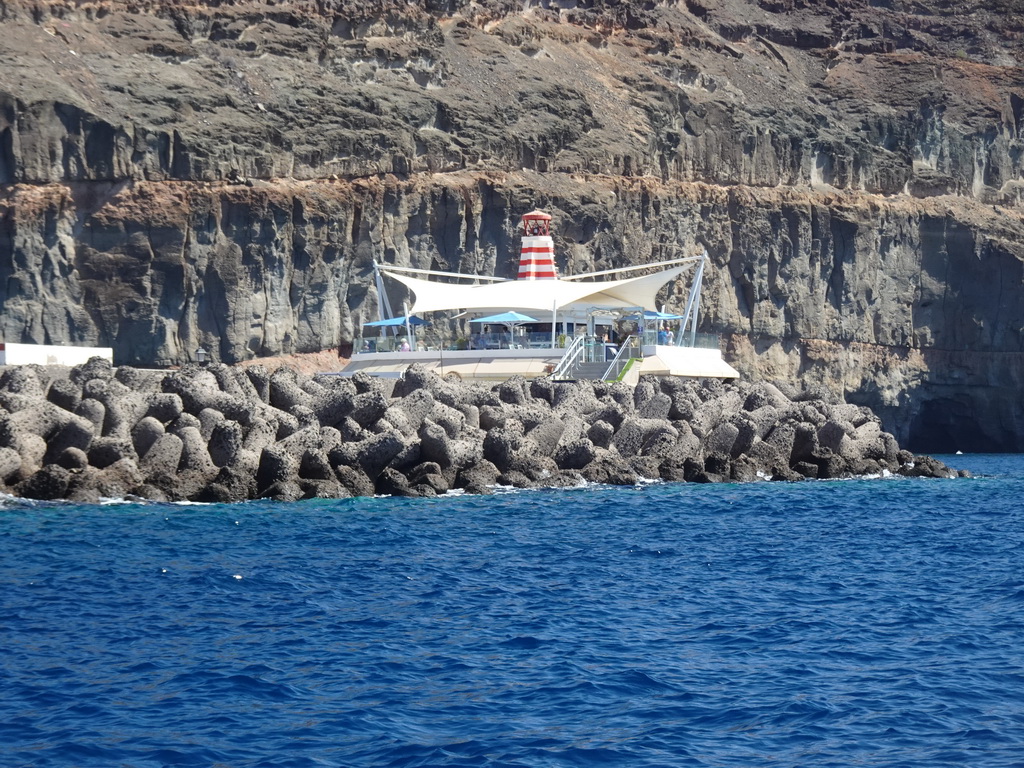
[0,0,1022,450]
[0,360,957,503]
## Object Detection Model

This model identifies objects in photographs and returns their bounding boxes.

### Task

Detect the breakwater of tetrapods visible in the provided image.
[0,359,959,502]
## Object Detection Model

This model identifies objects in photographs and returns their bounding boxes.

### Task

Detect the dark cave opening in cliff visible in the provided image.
[907,397,1010,455]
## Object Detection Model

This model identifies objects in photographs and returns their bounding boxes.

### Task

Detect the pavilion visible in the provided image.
[342,210,739,382]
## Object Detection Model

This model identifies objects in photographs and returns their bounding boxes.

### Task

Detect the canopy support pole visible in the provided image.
[551,300,558,349]
[681,250,707,347]
[374,261,400,338]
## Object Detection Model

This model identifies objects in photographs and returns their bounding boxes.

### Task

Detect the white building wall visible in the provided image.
[0,343,114,367]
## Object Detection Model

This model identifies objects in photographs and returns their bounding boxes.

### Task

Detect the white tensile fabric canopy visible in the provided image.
[381,265,691,315]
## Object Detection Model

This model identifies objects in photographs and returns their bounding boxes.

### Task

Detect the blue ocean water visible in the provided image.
[1,455,1023,768]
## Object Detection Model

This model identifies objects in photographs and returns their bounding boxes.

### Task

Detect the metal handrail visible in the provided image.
[550,334,586,380]
[601,335,639,380]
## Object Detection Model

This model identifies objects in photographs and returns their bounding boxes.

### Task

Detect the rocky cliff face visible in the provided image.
[1,0,1023,450]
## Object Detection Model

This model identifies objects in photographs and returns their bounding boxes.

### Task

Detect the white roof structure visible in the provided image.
[380,257,700,316]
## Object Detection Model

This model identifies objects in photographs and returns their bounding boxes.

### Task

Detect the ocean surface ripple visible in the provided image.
[2,454,1023,767]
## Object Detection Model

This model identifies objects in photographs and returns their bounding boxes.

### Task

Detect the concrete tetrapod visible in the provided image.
[0,360,965,502]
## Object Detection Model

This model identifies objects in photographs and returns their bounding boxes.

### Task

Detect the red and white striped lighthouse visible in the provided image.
[517,210,558,280]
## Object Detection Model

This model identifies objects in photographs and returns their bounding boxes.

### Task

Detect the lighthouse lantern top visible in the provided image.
[522,210,552,237]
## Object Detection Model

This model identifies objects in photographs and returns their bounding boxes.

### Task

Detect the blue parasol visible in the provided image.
[470,311,538,348]
[470,311,539,325]
[623,310,686,321]
[362,315,430,327]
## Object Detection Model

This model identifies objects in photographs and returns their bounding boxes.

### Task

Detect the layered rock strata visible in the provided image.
[1,0,1022,450]
[0,359,958,503]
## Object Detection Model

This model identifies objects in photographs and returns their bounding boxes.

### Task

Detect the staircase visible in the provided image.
[550,335,639,381]
[555,361,608,381]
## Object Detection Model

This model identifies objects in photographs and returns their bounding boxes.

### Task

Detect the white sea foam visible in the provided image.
[489,484,521,495]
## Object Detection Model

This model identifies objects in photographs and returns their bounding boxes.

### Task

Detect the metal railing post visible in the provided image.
[601,335,635,380]
[550,334,586,380]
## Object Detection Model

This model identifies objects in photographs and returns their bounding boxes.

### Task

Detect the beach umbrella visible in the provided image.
[470,311,539,325]
[470,311,538,346]
[362,315,430,327]
[621,309,684,345]
[362,315,430,351]
[623,310,686,321]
